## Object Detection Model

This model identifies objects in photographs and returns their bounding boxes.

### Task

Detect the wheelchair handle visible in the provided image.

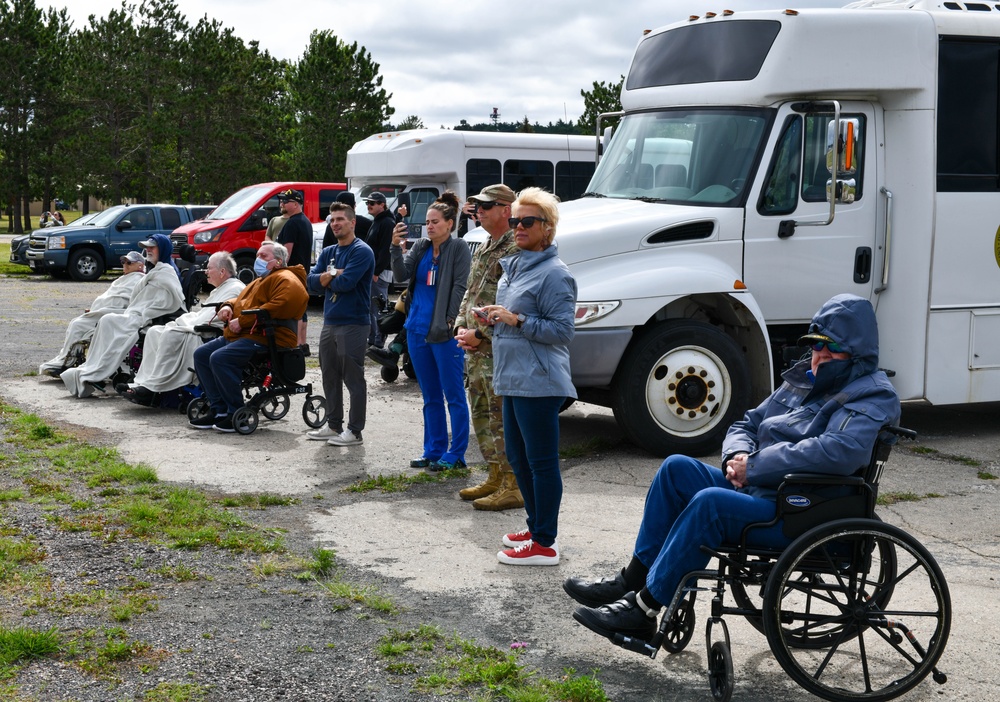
[886,425,917,440]
[243,308,273,322]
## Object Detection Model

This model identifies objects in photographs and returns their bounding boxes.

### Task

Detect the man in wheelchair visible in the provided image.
[190,242,308,432]
[566,294,901,643]
[121,251,245,406]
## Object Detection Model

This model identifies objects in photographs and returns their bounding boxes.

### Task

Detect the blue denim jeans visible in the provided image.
[407,332,469,464]
[193,336,265,416]
[502,395,565,548]
[635,455,790,605]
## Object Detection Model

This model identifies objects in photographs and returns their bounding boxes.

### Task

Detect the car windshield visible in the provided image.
[586,108,772,206]
[87,206,127,227]
[205,185,271,221]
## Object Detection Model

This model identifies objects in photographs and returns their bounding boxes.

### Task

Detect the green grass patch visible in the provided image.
[218,492,299,509]
[143,682,211,701]
[978,471,998,480]
[317,577,398,615]
[377,627,607,701]
[909,446,937,455]
[152,563,202,582]
[344,467,470,494]
[877,491,947,506]
[906,444,982,467]
[559,435,619,459]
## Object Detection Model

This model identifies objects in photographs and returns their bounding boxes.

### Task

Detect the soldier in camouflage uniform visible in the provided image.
[454,184,524,511]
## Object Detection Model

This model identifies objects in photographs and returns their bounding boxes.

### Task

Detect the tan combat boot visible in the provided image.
[472,471,524,511]
[459,463,502,501]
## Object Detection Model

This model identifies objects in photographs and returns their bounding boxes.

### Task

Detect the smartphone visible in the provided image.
[472,307,489,323]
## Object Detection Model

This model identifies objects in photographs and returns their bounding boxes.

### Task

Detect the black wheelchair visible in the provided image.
[186,309,327,435]
[613,426,950,702]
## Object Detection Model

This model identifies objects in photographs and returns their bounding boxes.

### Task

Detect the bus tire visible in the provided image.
[612,320,750,457]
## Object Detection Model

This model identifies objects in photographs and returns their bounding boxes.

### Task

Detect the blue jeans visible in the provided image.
[503,395,565,548]
[407,332,469,464]
[193,336,265,416]
[635,455,790,605]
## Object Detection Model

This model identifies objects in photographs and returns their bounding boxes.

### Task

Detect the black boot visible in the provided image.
[366,346,400,369]
[572,592,657,642]
[563,570,630,608]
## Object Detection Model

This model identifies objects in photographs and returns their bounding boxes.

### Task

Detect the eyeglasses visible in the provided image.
[508,216,547,229]
[809,340,843,353]
[477,201,507,211]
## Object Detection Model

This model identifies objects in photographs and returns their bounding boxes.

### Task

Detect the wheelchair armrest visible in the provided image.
[780,473,866,487]
[243,308,272,322]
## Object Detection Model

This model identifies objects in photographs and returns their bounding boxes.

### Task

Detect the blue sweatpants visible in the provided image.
[407,332,469,464]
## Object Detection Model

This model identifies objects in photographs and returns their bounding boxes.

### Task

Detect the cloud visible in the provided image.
[51,0,847,129]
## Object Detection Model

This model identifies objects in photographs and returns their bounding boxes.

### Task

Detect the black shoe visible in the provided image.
[366,346,400,369]
[563,571,631,608]
[115,382,130,395]
[190,415,218,430]
[572,592,657,642]
[213,415,236,433]
[409,457,433,469]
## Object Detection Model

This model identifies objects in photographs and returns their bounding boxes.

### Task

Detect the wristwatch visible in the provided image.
[516,313,526,328]
[474,329,485,340]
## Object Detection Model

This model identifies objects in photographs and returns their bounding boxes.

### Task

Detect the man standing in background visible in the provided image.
[363,192,394,349]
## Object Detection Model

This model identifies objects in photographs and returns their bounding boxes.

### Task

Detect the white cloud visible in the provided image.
[47,0,847,129]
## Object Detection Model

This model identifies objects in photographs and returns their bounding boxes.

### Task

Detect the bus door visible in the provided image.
[743,102,879,323]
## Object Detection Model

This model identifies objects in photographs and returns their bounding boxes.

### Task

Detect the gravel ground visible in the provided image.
[0,270,662,702]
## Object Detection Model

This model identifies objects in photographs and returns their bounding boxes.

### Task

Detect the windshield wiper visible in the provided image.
[580,191,606,198]
[629,195,662,203]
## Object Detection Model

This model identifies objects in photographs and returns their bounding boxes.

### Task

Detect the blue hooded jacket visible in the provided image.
[722,294,901,499]
[147,233,179,277]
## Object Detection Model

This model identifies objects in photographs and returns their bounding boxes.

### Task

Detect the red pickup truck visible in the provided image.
[170,181,346,283]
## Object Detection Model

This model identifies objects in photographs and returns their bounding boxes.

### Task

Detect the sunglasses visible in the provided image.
[508,216,547,229]
[477,201,507,211]
[809,340,843,353]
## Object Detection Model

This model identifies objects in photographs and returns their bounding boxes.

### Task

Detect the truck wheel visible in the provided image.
[68,248,105,282]
[612,320,750,457]
[234,256,257,285]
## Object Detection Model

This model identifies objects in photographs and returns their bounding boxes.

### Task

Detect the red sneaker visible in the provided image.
[497,540,560,566]
[502,528,532,548]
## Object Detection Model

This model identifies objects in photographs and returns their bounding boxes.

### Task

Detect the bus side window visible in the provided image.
[504,159,555,193]
[759,115,802,216]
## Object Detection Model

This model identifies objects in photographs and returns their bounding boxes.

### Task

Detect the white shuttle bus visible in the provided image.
[560,0,1000,455]
[344,128,596,241]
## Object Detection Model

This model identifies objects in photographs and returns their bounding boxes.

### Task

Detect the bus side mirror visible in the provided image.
[825,118,861,204]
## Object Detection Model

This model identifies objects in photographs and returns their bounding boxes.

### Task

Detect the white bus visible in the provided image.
[344,128,596,239]
[559,0,1000,456]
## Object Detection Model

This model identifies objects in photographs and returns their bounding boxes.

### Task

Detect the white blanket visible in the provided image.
[130,277,246,393]
[61,262,185,397]
[39,271,145,375]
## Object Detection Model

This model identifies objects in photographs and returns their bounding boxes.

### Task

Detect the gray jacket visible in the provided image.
[492,244,578,398]
[391,236,471,344]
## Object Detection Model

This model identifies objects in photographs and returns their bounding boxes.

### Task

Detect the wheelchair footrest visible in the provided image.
[612,632,659,658]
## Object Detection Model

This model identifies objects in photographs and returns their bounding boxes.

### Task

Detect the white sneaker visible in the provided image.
[307,425,339,441]
[327,429,363,446]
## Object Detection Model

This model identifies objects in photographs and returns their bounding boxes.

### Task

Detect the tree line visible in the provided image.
[0,0,393,232]
[1,0,624,234]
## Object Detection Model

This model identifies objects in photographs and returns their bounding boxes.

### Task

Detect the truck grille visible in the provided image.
[170,233,188,249]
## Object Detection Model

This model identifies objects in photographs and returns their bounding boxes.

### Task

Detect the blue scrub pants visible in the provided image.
[407,332,469,464]
[635,455,790,605]
[503,395,565,548]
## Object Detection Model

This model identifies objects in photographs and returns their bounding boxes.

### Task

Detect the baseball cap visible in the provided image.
[363,192,387,205]
[336,191,357,208]
[120,251,144,264]
[137,238,157,248]
[468,183,516,205]
[277,189,304,204]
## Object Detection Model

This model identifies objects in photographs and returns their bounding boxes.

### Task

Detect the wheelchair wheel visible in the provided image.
[708,640,734,702]
[302,395,327,429]
[232,406,258,435]
[762,518,950,702]
[380,364,400,382]
[187,397,211,423]
[261,395,290,421]
[661,592,696,653]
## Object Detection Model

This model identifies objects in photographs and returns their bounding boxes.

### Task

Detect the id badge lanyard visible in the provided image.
[427,254,438,287]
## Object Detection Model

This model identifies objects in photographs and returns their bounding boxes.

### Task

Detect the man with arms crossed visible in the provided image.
[306,203,375,446]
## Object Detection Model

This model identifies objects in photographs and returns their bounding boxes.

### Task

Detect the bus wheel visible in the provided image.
[612,320,749,456]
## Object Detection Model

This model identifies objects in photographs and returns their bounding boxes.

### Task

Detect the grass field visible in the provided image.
[1,211,85,232]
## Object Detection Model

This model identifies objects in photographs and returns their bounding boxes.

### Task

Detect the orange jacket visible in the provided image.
[220,265,308,348]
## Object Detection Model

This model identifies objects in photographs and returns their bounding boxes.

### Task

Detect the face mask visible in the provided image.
[254,258,270,277]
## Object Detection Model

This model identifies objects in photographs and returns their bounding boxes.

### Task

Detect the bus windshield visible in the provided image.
[587,109,772,206]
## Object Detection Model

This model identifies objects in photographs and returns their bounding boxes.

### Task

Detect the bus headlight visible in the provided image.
[575,301,621,325]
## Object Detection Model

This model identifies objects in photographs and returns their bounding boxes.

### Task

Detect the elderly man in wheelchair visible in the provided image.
[189,242,309,433]
[567,294,950,702]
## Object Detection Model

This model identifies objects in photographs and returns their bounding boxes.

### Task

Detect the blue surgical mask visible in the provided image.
[254,257,269,277]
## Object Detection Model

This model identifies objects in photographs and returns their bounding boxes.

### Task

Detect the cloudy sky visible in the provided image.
[44,0,847,129]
